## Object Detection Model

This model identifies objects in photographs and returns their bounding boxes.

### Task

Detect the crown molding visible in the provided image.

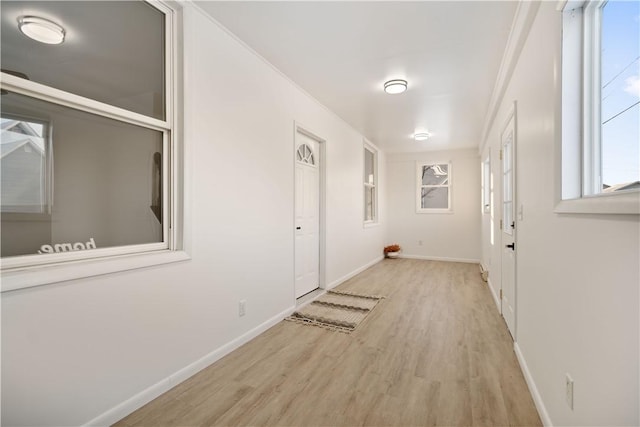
[479,1,541,155]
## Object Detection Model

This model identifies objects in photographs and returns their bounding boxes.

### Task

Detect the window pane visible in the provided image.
[364,148,374,184]
[504,201,513,234]
[504,141,512,171]
[483,159,491,211]
[504,170,512,203]
[1,91,163,258]
[421,187,448,209]
[600,0,640,192]
[1,1,165,120]
[365,186,374,221]
[422,164,448,185]
[1,117,48,213]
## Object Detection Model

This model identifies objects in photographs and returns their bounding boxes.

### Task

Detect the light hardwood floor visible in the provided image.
[114,259,542,426]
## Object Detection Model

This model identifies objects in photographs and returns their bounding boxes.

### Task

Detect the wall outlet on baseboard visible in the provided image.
[565,373,574,410]
[239,300,246,317]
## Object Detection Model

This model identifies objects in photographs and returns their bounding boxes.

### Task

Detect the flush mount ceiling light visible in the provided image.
[18,16,65,45]
[414,132,432,141]
[383,79,408,94]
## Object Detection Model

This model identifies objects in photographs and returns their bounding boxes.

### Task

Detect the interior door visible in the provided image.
[501,110,517,339]
[294,132,320,298]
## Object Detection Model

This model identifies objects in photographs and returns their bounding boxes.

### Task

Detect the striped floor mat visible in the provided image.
[286,290,382,333]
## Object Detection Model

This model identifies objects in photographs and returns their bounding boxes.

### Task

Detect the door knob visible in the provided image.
[296,226,301,230]
[506,243,515,250]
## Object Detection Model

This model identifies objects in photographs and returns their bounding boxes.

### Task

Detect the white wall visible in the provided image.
[480,3,639,425]
[387,148,480,263]
[0,4,386,426]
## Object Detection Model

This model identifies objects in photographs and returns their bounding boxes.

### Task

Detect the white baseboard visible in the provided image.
[514,343,553,427]
[84,256,387,426]
[326,255,384,290]
[487,278,501,312]
[399,254,480,264]
[82,306,295,427]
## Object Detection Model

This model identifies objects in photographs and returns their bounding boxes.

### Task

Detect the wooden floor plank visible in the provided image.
[114,259,541,427]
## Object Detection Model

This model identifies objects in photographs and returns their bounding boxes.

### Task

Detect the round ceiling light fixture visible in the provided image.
[414,132,432,141]
[383,79,408,94]
[18,16,65,45]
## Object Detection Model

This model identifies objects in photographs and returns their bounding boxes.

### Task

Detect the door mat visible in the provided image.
[286,290,383,333]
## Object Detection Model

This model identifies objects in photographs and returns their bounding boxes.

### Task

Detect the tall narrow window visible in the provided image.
[364,142,377,223]
[0,0,177,269]
[482,155,491,213]
[417,162,451,213]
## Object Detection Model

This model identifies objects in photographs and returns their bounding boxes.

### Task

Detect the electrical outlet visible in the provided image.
[418,240,423,246]
[239,300,246,317]
[565,374,574,410]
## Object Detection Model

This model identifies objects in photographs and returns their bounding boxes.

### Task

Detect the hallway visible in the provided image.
[115,259,541,426]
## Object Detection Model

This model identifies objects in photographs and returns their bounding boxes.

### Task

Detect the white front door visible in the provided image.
[294,132,320,298]
[501,109,517,339]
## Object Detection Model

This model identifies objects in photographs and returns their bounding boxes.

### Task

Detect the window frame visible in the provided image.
[363,140,378,225]
[416,161,452,214]
[558,0,640,214]
[0,0,187,290]
[0,112,53,215]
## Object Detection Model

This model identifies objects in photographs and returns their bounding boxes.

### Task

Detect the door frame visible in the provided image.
[293,122,326,301]
[500,101,518,340]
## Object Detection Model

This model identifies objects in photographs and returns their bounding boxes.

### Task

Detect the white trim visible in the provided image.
[1,242,168,271]
[0,73,169,132]
[487,277,501,312]
[160,0,175,128]
[398,254,480,264]
[554,190,640,215]
[363,139,378,224]
[582,1,605,196]
[169,0,186,253]
[0,1,186,288]
[514,343,554,427]
[560,3,584,200]
[500,102,518,340]
[293,122,327,300]
[81,305,294,427]
[1,250,190,292]
[326,255,384,290]
[363,222,381,229]
[479,1,540,155]
[482,150,492,214]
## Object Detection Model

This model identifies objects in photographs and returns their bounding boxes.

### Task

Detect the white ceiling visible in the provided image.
[198,1,518,153]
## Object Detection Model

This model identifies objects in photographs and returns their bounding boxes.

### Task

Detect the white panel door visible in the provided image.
[294,133,319,298]
[501,110,517,339]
